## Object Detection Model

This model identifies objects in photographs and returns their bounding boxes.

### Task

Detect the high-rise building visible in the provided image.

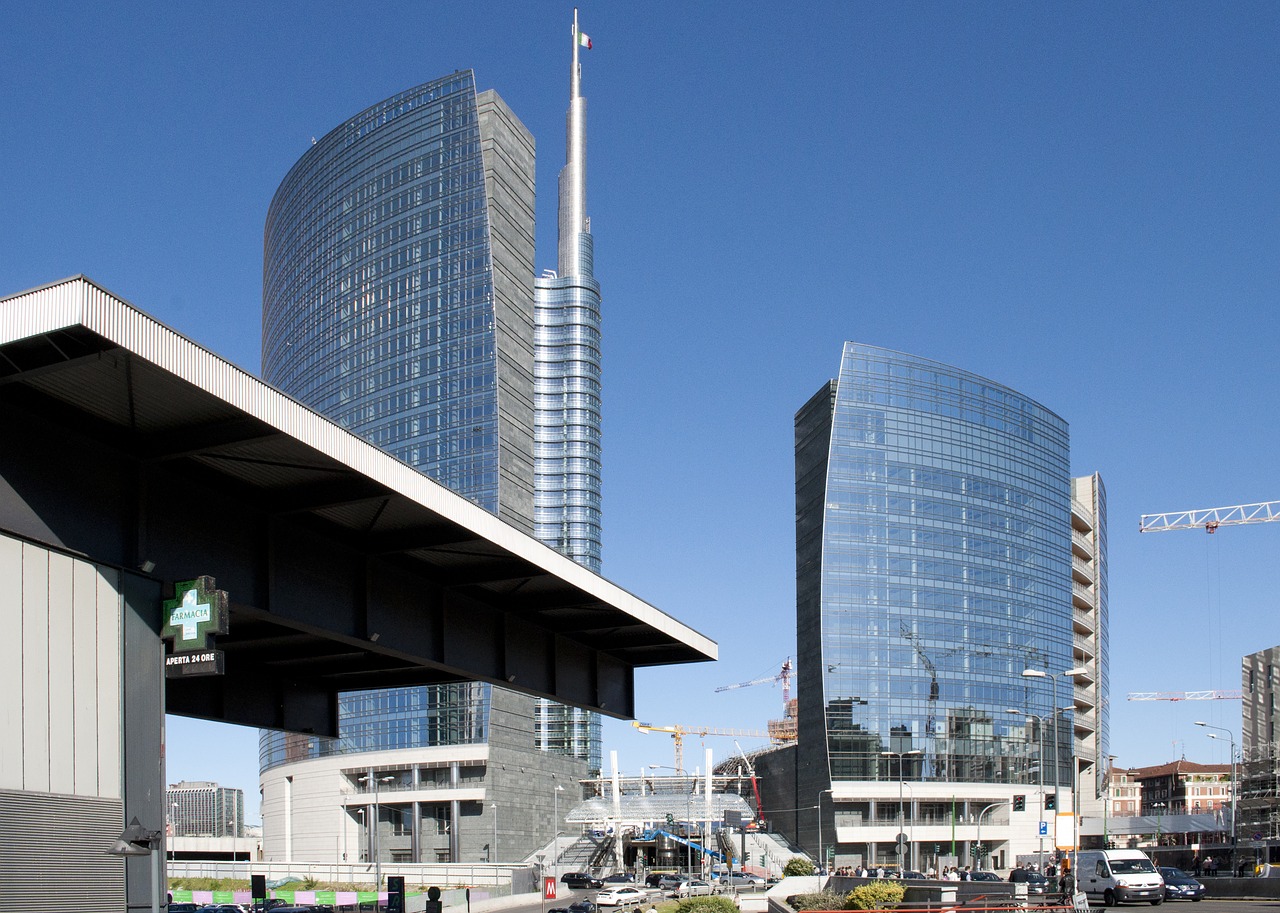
[1069,473,1109,820]
[788,342,1093,872]
[169,780,245,838]
[1240,645,1279,845]
[532,9,604,772]
[257,16,602,862]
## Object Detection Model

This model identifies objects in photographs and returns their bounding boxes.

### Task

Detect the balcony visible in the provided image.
[1073,606,1094,634]
[1071,528,1094,560]
[1072,581,1094,609]
[1071,499,1094,533]
[1072,555,1094,585]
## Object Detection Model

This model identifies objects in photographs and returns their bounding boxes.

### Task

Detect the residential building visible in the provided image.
[1069,473,1109,821]
[1108,764,1142,816]
[168,780,245,838]
[782,342,1093,873]
[1130,761,1232,816]
[1240,645,1279,847]
[257,16,602,863]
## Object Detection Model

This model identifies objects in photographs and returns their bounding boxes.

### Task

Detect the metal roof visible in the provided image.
[0,276,716,731]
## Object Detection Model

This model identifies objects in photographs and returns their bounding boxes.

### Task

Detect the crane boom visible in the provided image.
[1140,500,1280,533]
[1127,690,1242,701]
[632,721,769,770]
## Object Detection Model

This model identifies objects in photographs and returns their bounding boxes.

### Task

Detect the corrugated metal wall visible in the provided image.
[0,789,126,911]
[0,532,127,910]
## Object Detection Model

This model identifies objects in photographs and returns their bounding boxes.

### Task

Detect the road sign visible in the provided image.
[544,877,558,900]
[1039,821,1049,837]
[896,833,909,851]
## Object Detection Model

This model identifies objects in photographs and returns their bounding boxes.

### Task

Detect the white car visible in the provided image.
[669,880,715,898]
[595,886,648,906]
[720,873,765,888]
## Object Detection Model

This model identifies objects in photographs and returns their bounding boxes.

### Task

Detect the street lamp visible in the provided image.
[817,789,832,873]
[491,802,499,864]
[1022,668,1087,824]
[1007,709,1047,871]
[650,765,694,874]
[882,750,921,870]
[1153,802,1166,848]
[975,802,1001,872]
[359,773,394,890]
[1197,721,1238,874]
[553,783,565,883]
[169,802,179,865]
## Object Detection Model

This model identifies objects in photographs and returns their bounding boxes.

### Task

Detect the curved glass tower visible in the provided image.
[794,342,1076,869]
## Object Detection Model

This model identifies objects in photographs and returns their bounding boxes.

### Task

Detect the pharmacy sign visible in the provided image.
[161,576,228,677]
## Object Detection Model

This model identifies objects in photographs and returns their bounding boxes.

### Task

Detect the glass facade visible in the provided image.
[798,343,1074,788]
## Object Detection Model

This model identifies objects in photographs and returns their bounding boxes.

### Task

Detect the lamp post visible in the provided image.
[882,750,921,870]
[1007,709,1047,871]
[491,802,499,864]
[817,789,832,873]
[169,801,179,865]
[1022,668,1087,831]
[651,765,694,874]
[553,783,565,883]
[1197,721,1238,874]
[359,773,394,890]
[1104,755,1118,850]
[1153,802,1166,849]
[975,802,1001,872]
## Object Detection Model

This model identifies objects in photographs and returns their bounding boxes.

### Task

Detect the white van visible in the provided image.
[1076,849,1165,905]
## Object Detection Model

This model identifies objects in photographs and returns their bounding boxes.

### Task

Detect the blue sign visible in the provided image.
[1038,821,1049,836]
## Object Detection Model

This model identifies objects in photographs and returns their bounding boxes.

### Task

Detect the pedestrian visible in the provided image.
[1010,864,1028,884]
[1206,856,1216,877]
[1192,856,1201,876]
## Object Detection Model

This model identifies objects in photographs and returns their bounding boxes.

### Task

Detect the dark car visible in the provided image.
[168,905,200,913]
[902,871,926,879]
[1026,872,1050,895]
[568,902,598,913]
[601,873,635,884]
[1160,867,1205,901]
[969,871,1001,882]
[562,872,604,889]
[644,873,671,888]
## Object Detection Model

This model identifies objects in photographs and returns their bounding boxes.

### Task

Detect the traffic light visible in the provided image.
[1013,794,1026,812]
[666,813,675,827]
[1044,794,1056,811]
[759,855,765,866]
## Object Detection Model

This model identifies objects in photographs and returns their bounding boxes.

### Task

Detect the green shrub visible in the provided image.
[675,897,739,913]
[783,857,816,877]
[844,881,905,910]
[787,891,846,910]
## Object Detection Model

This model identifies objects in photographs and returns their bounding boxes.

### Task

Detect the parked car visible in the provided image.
[719,873,765,887]
[602,873,635,884]
[657,875,686,890]
[595,886,648,906]
[902,871,927,879]
[563,872,604,889]
[1160,868,1205,902]
[969,871,1002,882]
[168,905,200,913]
[645,873,674,888]
[669,880,715,898]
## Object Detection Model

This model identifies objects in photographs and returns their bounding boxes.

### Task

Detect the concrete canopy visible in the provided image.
[0,276,715,736]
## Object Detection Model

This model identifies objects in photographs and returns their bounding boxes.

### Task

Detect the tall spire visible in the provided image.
[559,8,590,278]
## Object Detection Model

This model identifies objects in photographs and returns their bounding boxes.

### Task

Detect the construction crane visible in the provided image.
[1140,500,1280,533]
[899,624,941,779]
[716,658,794,705]
[1128,690,1243,701]
[631,721,769,771]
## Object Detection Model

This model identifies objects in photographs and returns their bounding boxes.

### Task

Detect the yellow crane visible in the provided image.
[632,721,770,771]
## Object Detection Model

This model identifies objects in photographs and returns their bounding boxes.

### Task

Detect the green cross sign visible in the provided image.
[162,576,228,653]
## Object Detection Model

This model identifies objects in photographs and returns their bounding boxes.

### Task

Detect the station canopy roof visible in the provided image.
[0,277,716,731]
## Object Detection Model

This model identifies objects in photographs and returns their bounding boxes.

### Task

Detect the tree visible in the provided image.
[784,857,816,877]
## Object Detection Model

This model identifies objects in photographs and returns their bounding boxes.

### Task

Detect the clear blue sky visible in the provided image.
[5,2,1278,825]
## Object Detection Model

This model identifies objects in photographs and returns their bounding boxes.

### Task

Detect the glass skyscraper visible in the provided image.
[532,10,604,767]
[792,342,1086,872]
[256,19,604,861]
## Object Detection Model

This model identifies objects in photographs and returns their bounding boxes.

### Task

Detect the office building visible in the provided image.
[169,780,245,838]
[257,17,602,863]
[787,342,1093,872]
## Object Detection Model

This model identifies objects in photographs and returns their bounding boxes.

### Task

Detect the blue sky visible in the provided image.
[4,2,1278,824]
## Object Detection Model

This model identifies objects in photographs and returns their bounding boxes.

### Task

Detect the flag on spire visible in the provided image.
[578,31,592,50]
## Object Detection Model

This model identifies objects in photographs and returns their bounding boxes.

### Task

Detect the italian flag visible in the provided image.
[578,31,592,50]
